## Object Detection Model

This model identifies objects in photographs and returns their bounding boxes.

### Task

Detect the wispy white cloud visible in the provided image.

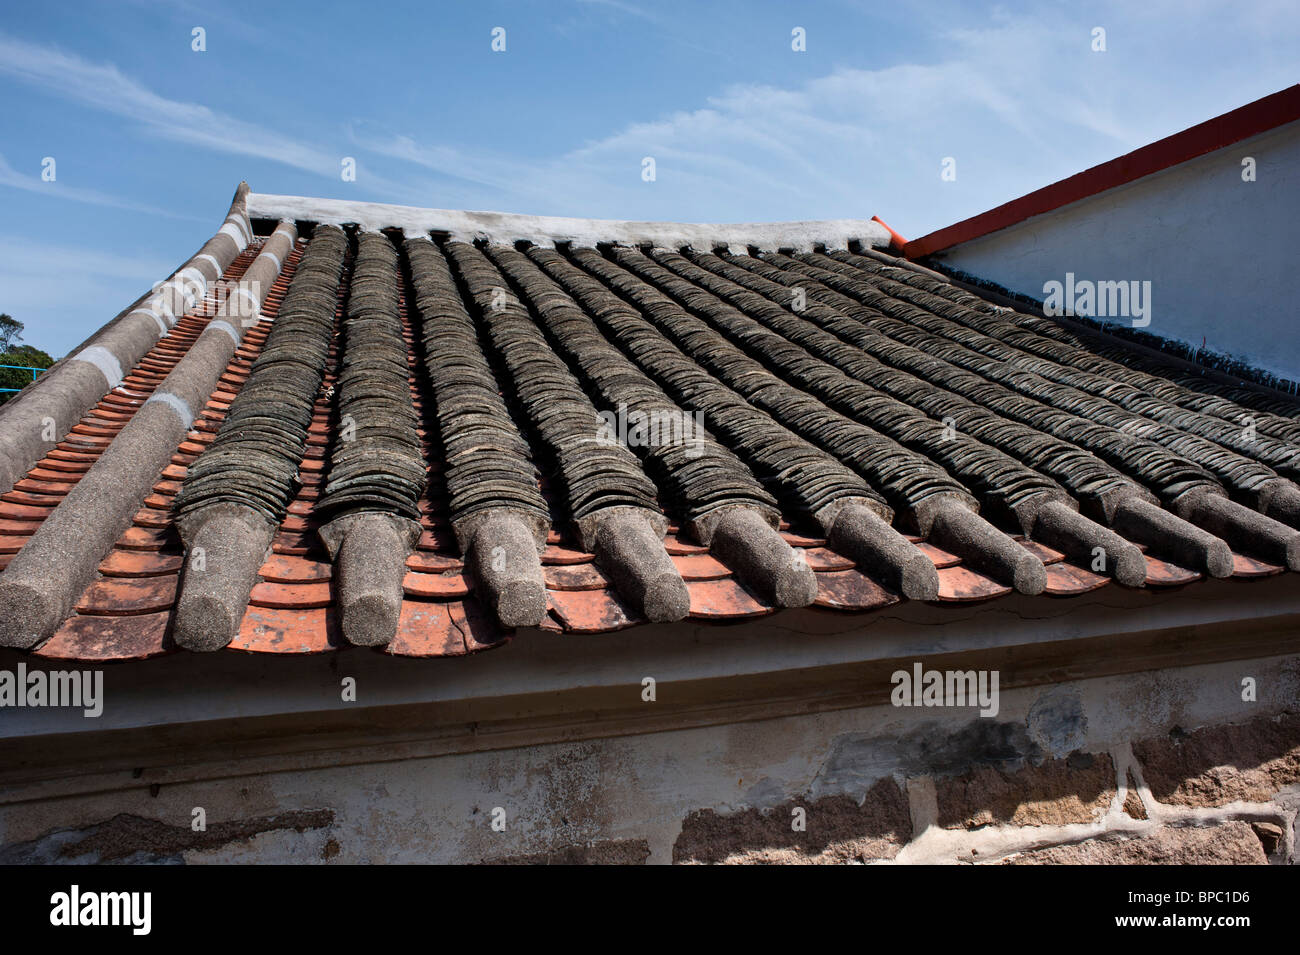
[0,34,339,175]
[575,0,662,25]
[0,31,414,198]
[115,0,271,47]
[0,35,340,175]
[351,4,1299,231]
[0,235,168,284]
[3,3,1295,238]
[562,0,734,60]
[0,153,202,220]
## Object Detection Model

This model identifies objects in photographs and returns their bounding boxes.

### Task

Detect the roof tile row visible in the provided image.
[1,207,1295,662]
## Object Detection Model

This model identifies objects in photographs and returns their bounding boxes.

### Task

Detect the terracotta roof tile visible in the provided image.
[0,191,1296,660]
[548,588,646,632]
[76,575,177,615]
[813,569,901,611]
[1143,562,1197,591]
[686,577,773,620]
[1042,562,1110,596]
[234,606,341,654]
[935,566,1014,602]
[37,611,172,661]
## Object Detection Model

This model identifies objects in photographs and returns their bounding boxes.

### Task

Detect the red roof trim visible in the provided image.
[870,215,909,250]
[902,85,1300,259]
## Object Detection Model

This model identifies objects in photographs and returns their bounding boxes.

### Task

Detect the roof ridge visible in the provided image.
[245,192,893,252]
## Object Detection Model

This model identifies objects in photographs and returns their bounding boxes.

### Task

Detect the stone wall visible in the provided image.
[673,711,1297,864]
[1,653,1297,864]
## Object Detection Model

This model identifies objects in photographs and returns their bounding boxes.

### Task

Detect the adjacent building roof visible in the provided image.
[902,84,1300,258]
[0,186,1296,662]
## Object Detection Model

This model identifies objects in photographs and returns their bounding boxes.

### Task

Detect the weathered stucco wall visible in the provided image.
[930,121,1300,382]
[2,652,1297,864]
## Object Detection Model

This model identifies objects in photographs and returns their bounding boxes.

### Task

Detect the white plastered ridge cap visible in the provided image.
[248,192,893,253]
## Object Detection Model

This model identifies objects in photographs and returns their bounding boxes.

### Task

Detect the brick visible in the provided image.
[935,750,1115,828]
[1133,711,1300,808]
[673,777,911,864]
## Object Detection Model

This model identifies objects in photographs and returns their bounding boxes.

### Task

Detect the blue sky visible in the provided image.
[1,0,1296,356]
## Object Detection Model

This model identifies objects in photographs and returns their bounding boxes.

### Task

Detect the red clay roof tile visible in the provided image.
[0,198,1294,662]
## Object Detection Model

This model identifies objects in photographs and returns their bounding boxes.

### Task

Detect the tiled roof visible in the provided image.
[0,187,1296,662]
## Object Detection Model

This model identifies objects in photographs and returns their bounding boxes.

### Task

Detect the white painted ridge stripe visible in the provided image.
[194,253,222,275]
[151,293,176,317]
[223,285,262,324]
[177,266,208,296]
[71,346,124,389]
[145,391,194,430]
[218,222,247,245]
[262,249,282,271]
[225,216,250,244]
[206,320,240,344]
[164,280,197,309]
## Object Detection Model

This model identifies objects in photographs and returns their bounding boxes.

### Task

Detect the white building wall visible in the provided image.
[932,121,1300,381]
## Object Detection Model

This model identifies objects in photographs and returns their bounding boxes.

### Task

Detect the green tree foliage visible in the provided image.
[0,313,22,352]
[0,316,54,406]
